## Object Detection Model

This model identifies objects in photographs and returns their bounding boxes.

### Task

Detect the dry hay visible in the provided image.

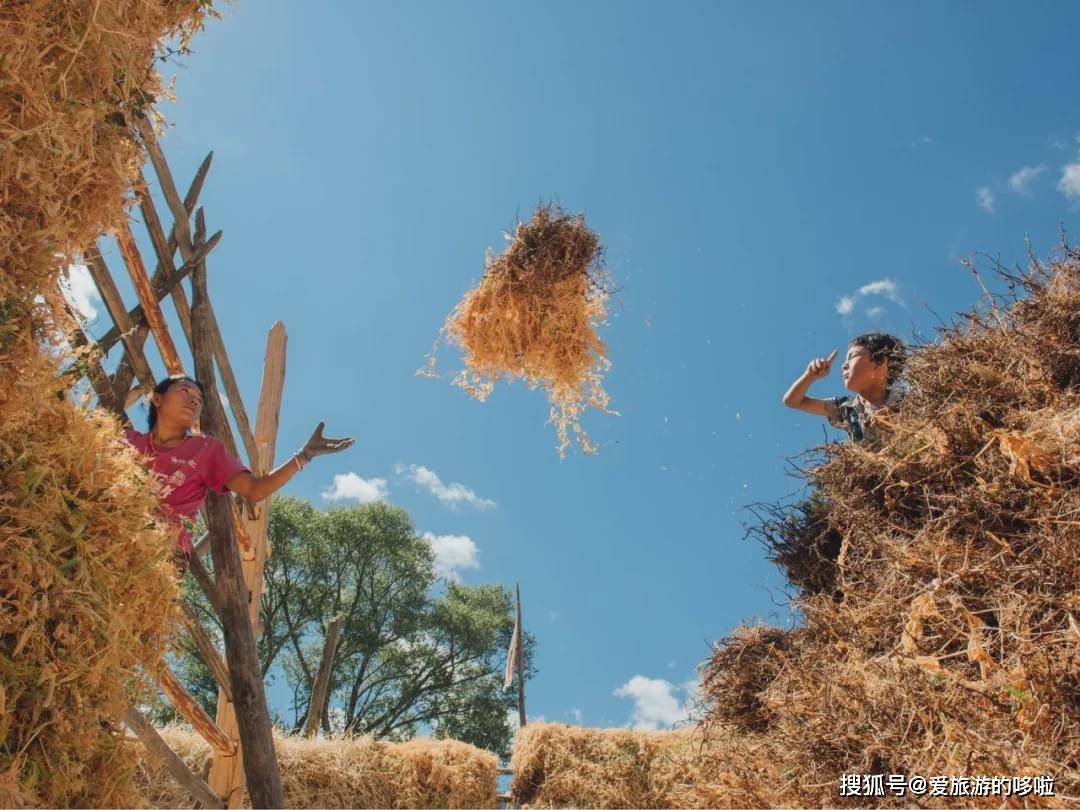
[135,726,498,808]
[1,0,209,805]
[0,344,180,807]
[427,203,614,456]
[509,254,1079,808]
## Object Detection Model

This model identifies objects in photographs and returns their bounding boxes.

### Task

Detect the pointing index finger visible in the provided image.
[825,349,838,365]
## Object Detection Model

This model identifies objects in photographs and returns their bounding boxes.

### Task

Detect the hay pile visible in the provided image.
[135,726,498,808]
[429,203,614,455]
[1,0,210,805]
[510,254,1079,807]
[510,723,701,808]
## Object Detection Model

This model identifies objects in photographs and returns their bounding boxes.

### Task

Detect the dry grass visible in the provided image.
[426,203,614,456]
[135,726,498,809]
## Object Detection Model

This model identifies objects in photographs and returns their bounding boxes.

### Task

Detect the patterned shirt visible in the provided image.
[823,384,905,445]
[125,430,248,553]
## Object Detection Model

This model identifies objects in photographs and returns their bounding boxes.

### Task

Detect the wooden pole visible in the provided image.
[180,599,233,704]
[84,248,158,392]
[156,666,236,754]
[302,616,342,738]
[123,703,225,810]
[516,584,526,730]
[191,258,284,810]
[208,323,287,807]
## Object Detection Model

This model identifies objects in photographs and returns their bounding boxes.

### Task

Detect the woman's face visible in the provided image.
[154,380,204,429]
[841,344,887,395]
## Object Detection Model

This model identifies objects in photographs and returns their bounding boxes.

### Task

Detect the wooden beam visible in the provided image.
[180,599,233,704]
[191,248,284,809]
[209,322,287,806]
[156,666,236,755]
[115,219,184,376]
[94,231,220,354]
[84,247,158,392]
[123,702,225,810]
[516,583,526,730]
[302,615,342,738]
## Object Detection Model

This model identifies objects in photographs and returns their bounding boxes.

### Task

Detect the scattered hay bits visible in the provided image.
[432,203,615,456]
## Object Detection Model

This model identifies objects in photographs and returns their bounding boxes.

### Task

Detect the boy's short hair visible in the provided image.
[850,332,907,387]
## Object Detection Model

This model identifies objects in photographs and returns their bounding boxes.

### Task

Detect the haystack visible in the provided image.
[1,0,210,804]
[135,726,498,808]
[510,252,1079,807]
[428,203,614,455]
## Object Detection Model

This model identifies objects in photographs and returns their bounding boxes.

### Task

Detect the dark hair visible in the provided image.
[850,332,907,387]
[147,375,205,431]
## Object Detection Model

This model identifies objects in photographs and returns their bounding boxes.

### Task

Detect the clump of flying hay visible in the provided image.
[0,348,180,807]
[135,727,498,809]
[510,723,703,809]
[427,203,614,455]
[1,1,210,805]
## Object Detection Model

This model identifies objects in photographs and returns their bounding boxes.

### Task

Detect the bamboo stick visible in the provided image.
[123,703,225,809]
[115,220,184,376]
[302,615,342,737]
[84,248,158,392]
[180,599,233,704]
[157,666,236,755]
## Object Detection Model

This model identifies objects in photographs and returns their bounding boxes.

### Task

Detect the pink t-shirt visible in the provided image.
[125,429,249,554]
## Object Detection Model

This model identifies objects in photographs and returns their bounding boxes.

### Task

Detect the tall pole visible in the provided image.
[516,583,526,729]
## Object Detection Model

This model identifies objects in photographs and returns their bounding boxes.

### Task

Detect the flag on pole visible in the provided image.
[504,615,519,690]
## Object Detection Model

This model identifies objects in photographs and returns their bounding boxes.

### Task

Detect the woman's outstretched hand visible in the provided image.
[300,422,355,462]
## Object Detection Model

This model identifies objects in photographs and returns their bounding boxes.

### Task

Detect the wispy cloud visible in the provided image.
[613,675,692,730]
[395,463,495,510]
[423,532,479,581]
[1008,164,1046,194]
[976,186,995,213]
[1058,163,1080,201]
[835,277,903,320]
[570,708,583,724]
[322,473,388,503]
[866,305,885,320]
[59,263,102,321]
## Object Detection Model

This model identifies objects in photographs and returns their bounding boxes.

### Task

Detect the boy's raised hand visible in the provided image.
[805,349,838,380]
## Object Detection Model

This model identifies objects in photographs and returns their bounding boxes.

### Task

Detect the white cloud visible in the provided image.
[866,305,884,319]
[423,532,479,581]
[322,473,388,503]
[834,296,855,315]
[976,186,995,213]
[59,263,102,321]
[1008,164,1046,194]
[835,277,903,320]
[1058,163,1080,201]
[570,708,583,724]
[614,675,691,730]
[395,463,495,510]
[856,278,901,302]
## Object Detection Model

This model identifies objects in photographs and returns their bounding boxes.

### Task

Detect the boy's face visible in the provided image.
[841,344,887,395]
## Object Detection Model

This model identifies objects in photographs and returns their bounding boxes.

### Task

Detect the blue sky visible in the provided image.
[68,1,1080,731]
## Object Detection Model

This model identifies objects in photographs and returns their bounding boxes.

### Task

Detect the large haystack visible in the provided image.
[428,203,614,455]
[511,254,1079,807]
[135,726,498,808]
[1,1,210,804]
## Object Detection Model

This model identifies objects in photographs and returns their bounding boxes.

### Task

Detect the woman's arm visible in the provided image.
[782,350,837,417]
[225,422,354,502]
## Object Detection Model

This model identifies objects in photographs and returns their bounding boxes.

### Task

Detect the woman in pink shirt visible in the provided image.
[125,375,353,557]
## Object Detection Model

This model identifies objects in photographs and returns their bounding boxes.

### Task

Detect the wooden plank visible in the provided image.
[123,702,225,809]
[209,322,287,806]
[84,247,158,392]
[180,599,233,704]
[516,584,526,729]
[115,219,184,376]
[302,615,342,737]
[157,666,236,755]
[191,247,284,810]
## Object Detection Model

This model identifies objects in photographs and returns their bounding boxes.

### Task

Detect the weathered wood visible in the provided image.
[116,220,184,376]
[302,616,342,738]
[180,599,233,704]
[516,583,526,730]
[209,322,287,806]
[84,248,158,391]
[123,702,225,810]
[95,231,221,353]
[191,253,284,809]
[157,666,236,754]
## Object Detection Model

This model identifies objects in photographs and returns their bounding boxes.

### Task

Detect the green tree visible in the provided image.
[174,496,533,757]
